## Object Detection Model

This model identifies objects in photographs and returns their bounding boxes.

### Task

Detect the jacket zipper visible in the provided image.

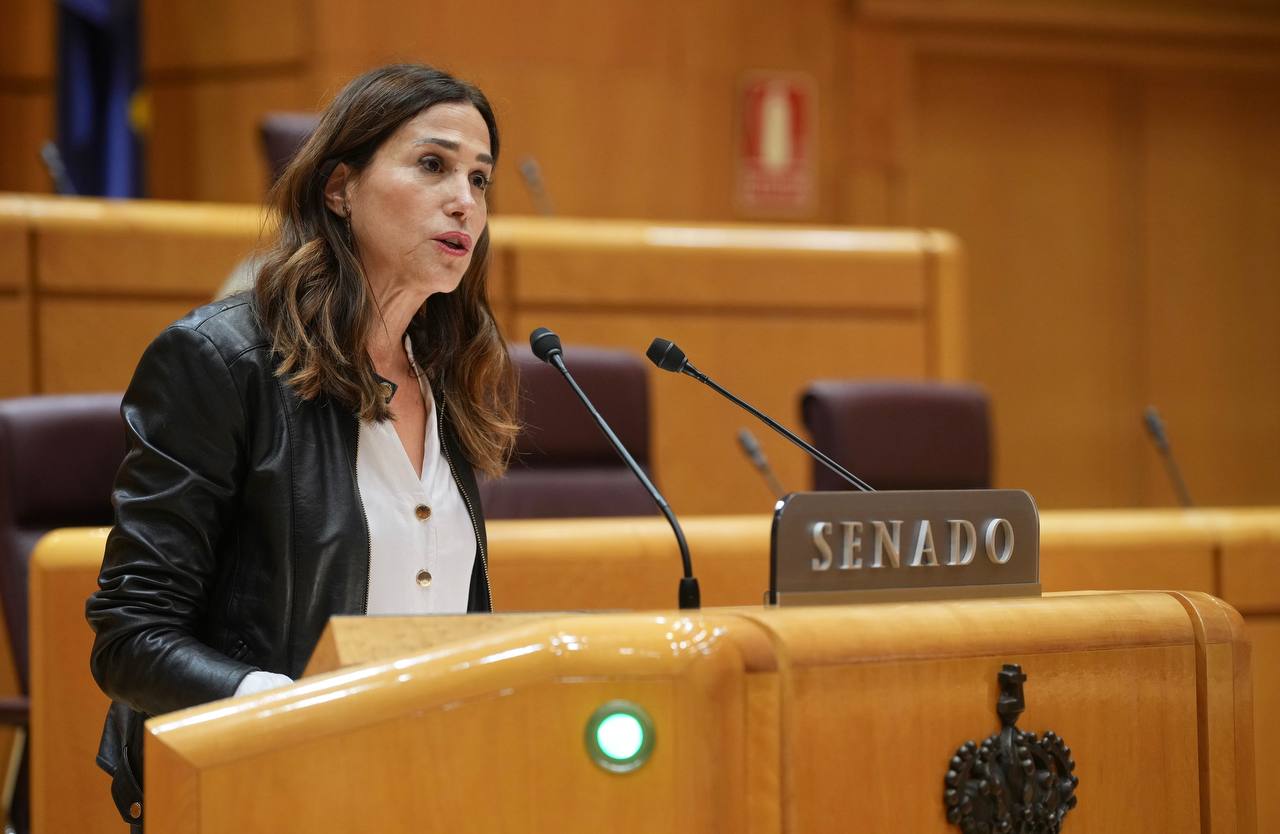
[352,417,372,614]
[436,397,491,609]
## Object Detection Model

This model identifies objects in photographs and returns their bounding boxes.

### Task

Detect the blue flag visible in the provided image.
[56,0,145,197]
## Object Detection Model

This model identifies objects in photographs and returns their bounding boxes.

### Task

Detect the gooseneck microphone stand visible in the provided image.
[647,338,874,493]
[530,328,700,610]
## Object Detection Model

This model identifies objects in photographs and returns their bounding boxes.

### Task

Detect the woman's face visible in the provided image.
[342,101,493,296]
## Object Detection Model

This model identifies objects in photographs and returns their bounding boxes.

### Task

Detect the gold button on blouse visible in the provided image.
[415,504,431,520]
[416,569,432,588]
[129,802,142,819]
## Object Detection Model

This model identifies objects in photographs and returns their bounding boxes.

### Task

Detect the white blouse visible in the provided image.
[357,337,477,616]
[236,337,477,696]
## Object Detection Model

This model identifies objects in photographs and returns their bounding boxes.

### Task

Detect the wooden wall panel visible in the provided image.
[29,530,117,834]
[144,0,310,202]
[488,517,773,610]
[305,0,843,221]
[0,300,33,398]
[38,299,200,393]
[1141,73,1280,509]
[145,0,306,73]
[309,0,836,84]
[0,208,29,290]
[0,203,33,395]
[916,57,1146,507]
[924,230,968,380]
[1040,542,1216,595]
[0,0,54,81]
[840,27,914,226]
[0,92,54,194]
[33,200,266,294]
[893,13,1280,510]
[511,247,926,309]
[148,75,311,203]
[1245,616,1280,833]
[1221,546,1280,615]
[475,68,747,220]
[789,646,1200,832]
[858,0,1280,34]
[0,0,54,194]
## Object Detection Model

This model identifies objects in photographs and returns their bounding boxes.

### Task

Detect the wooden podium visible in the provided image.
[143,591,1254,833]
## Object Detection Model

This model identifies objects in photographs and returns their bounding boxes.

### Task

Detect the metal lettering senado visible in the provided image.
[809,520,878,570]
[811,518,1014,571]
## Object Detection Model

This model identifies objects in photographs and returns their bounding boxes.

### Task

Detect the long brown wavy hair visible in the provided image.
[255,64,518,477]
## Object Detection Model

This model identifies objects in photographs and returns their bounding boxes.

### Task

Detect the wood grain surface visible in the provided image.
[28,528,117,834]
[23,508,1277,834]
[141,591,1250,833]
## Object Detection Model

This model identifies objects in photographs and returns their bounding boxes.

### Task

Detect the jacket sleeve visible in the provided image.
[87,324,257,716]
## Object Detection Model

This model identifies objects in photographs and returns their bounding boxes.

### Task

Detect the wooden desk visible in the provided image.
[25,508,1278,833]
[144,592,1254,832]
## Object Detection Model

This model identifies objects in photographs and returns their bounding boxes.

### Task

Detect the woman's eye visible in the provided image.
[470,173,490,191]
[420,156,443,173]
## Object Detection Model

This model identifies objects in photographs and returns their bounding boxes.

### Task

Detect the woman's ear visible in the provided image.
[323,162,352,217]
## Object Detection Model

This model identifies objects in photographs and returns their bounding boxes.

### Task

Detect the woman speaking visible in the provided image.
[86,64,518,829]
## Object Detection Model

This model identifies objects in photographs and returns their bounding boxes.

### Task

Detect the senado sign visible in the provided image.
[770,490,1039,605]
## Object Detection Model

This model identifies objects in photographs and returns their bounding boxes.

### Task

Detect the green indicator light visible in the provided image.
[596,713,644,760]
[585,700,655,773]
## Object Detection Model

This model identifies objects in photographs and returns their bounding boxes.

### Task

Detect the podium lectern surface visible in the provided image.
[146,591,1253,834]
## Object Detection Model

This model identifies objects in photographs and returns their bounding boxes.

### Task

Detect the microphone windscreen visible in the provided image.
[529,327,563,364]
[646,338,687,373]
[1143,406,1168,449]
[736,427,766,465]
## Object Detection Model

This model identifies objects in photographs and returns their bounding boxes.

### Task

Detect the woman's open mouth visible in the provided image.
[433,233,471,257]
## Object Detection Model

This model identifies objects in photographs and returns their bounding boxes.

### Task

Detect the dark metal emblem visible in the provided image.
[944,664,1078,833]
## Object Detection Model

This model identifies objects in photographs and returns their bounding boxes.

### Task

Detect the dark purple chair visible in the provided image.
[479,347,655,519]
[800,380,991,492]
[0,393,125,833]
[259,112,321,185]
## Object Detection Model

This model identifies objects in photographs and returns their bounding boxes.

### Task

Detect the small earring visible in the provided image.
[342,201,353,242]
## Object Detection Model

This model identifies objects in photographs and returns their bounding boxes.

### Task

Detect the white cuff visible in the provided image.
[234,670,294,697]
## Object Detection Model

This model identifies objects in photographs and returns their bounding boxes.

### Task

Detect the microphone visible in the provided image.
[530,328,700,610]
[736,428,787,499]
[518,157,555,216]
[646,338,873,493]
[40,141,77,195]
[1143,406,1194,507]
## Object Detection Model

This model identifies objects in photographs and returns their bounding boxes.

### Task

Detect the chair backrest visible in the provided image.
[800,380,991,492]
[0,393,124,692]
[479,347,655,519]
[259,112,320,185]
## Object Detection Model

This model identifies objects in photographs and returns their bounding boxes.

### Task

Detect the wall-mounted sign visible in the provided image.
[770,490,1040,605]
[736,72,816,216]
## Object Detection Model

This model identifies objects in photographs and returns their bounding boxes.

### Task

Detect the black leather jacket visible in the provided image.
[85,294,491,826]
